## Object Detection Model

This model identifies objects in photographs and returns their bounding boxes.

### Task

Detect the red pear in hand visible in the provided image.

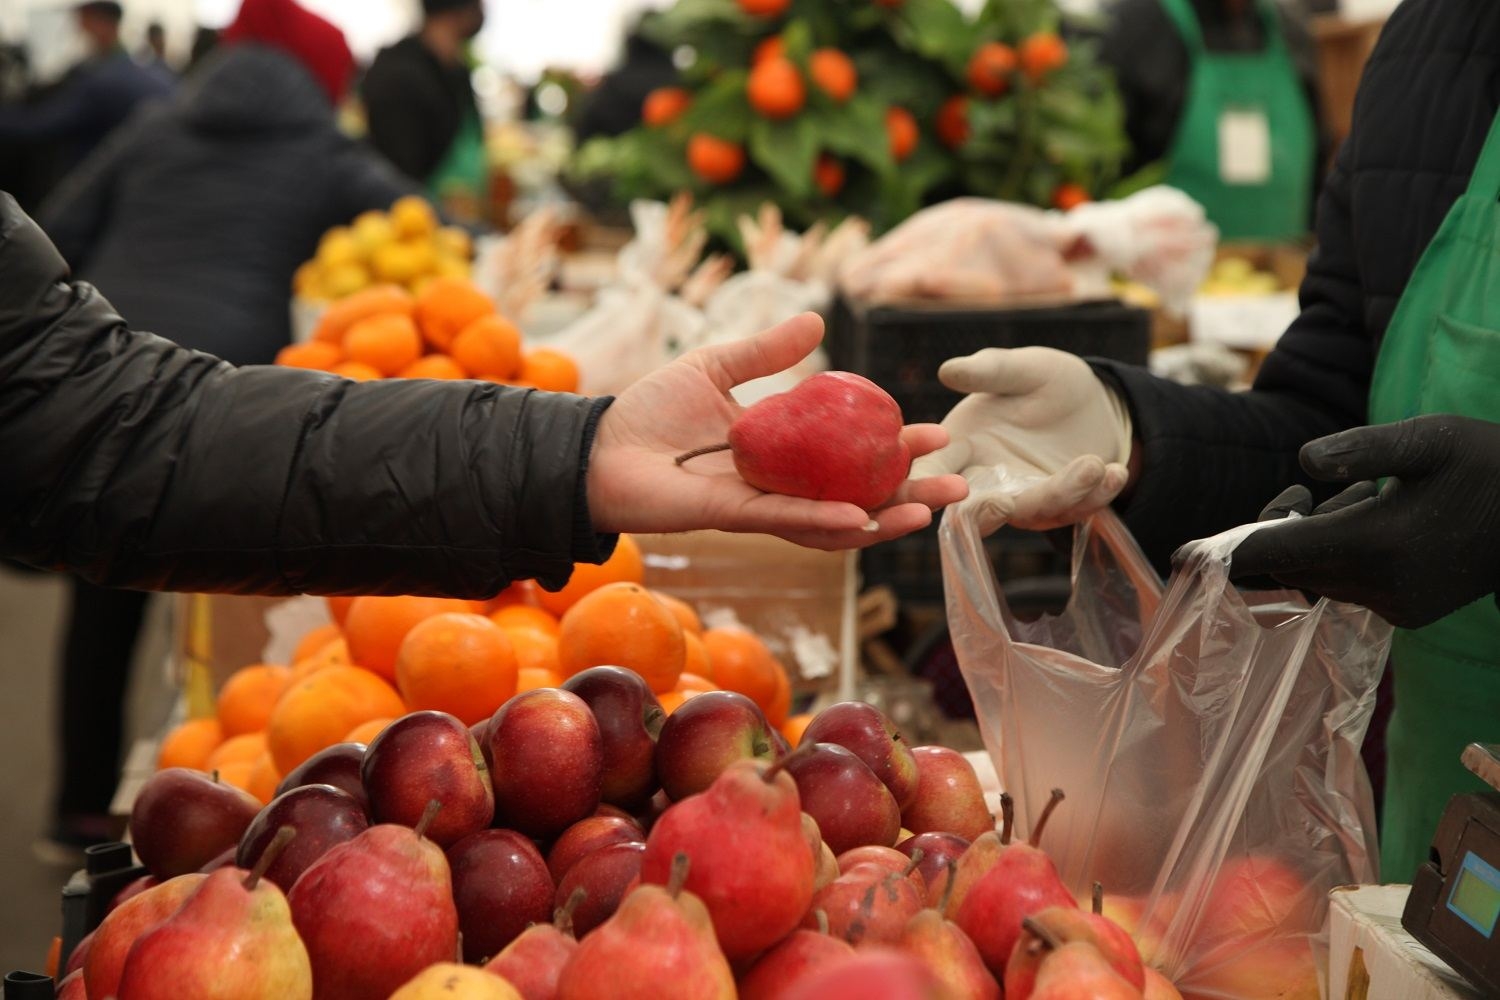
[1018,916,1142,1000]
[955,789,1076,976]
[1005,889,1145,998]
[116,828,312,999]
[85,873,206,999]
[557,853,735,1000]
[738,912,856,1000]
[288,802,459,1000]
[485,887,585,1000]
[678,371,910,510]
[641,757,814,960]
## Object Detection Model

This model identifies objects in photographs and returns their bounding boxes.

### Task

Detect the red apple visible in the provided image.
[836,845,925,894]
[547,815,644,883]
[489,689,604,838]
[363,711,493,847]
[902,746,993,842]
[448,829,555,963]
[654,691,781,801]
[275,742,369,813]
[810,863,924,946]
[784,742,901,855]
[554,840,646,936]
[129,768,261,878]
[561,666,666,810]
[801,702,919,808]
[236,784,369,890]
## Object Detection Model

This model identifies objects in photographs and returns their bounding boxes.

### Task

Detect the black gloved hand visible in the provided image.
[1228,415,1500,629]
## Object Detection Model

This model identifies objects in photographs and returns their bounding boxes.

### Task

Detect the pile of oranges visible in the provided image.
[156,534,807,803]
[275,278,578,391]
[292,195,472,302]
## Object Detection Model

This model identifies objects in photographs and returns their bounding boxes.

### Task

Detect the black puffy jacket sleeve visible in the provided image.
[0,194,613,596]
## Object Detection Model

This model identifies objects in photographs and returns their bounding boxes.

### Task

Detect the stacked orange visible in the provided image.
[276,277,579,392]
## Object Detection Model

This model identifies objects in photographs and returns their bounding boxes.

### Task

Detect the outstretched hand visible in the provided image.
[586,313,969,550]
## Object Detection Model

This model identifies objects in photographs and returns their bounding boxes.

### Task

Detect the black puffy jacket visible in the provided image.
[37,44,415,366]
[1093,0,1500,568]
[0,193,613,596]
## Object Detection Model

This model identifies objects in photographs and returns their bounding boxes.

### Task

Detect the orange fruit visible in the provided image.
[1020,32,1068,82]
[809,49,857,103]
[653,593,701,635]
[490,604,560,637]
[292,637,352,679]
[747,57,805,119]
[394,612,518,725]
[642,87,692,127]
[206,731,268,771]
[246,752,281,805]
[688,134,745,184]
[936,95,970,149]
[516,665,563,693]
[46,937,60,980]
[558,582,686,694]
[216,663,294,737]
[1052,182,1091,211]
[738,0,789,15]
[675,671,717,693]
[701,627,779,712]
[451,314,522,378]
[415,276,496,352]
[782,712,814,746]
[276,341,342,371]
[268,665,407,773]
[488,580,542,611]
[157,717,224,771]
[752,36,785,65]
[967,41,1016,96]
[682,631,710,678]
[343,595,479,680]
[518,349,580,393]
[344,717,393,744]
[505,628,562,676]
[311,285,415,344]
[658,690,694,714]
[332,360,383,382]
[327,596,356,628]
[344,313,423,376]
[814,155,845,197]
[292,623,342,665]
[886,106,919,162]
[537,534,645,616]
[765,659,792,727]
[399,353,468,380]
[216,759,257,796]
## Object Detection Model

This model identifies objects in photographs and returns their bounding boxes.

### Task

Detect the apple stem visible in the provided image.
[1022,914,1063,951]
[414,799,443,841]
[937,861,958,915]
[902,848,925,879]
[999,792,1015,846]
[1092,881,1104,916]
[762,742,816,783]
[244,826,295,891]
[674,442,731,466]
[556,886,587,938]
[814,909,829,936]
[1029,788,1065,847]
[668,851,691,898]
[210,769,221,785]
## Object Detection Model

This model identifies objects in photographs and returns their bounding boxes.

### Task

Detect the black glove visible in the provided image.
[1228,415,1500,629]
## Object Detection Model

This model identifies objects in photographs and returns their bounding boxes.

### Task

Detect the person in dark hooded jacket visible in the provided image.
[30,0,416,859]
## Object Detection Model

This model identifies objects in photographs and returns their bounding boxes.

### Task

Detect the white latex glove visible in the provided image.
[910,347,1133,531]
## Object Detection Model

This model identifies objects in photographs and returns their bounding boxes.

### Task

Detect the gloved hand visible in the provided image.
[1229,415,1500,628]
[910,347,1134,531]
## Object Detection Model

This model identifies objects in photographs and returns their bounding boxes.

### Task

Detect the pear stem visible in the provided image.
[937,861,958,915]
[999,792,1015,846]
[668,852,691,898]
[902,848,925,879]
[814,909,829,936]
[244,826,296,891]
[762,742,816,783]
[556,886,587,938]
[1092,881,1104,916]
[415,799,443,841]
[1029,788,1065,847]
[1022,914,1063,951]
[674,442,731,466]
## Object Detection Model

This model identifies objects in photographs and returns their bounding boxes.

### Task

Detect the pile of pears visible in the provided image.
[53,662,1311,999]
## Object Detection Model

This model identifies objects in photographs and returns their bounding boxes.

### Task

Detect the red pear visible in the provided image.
[641,758,814,960]
[556,854,735,1000]
[554,840,647,936]
[86,873,206,999]
[484,887,584,1000]
[898,907,1000,1000]
[1018,917,1142,1000]
[56,971,86,999]
[1005,894,1145,998]
[738,922,856,1000]
[810,864,925,946]
[781,948,948,1000]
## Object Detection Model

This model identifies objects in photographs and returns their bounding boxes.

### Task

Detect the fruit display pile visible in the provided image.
[275,275,578,390]
[292,196,473,303]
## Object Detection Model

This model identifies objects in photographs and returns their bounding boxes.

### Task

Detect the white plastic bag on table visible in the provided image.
[940,472,1390,999]
[549,284,705,396]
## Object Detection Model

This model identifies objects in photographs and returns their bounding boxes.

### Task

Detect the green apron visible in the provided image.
[1156,0,1315,241]
[1367,107,1500,881]
[427,109,489,206]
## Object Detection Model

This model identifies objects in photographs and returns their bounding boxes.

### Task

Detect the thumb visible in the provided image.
[938,347,1063,397]
[1299,417,1451,482]
[685,312,824,392]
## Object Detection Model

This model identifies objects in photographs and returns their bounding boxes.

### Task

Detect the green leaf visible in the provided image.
[819,95,893,175]
[748,115,820,198]
[781,19,814,59]
[889,0,973,76]
[681,70,754,141]
[1106,160,1169,200]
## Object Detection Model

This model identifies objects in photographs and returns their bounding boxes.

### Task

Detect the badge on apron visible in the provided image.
[1218,108,1273,185]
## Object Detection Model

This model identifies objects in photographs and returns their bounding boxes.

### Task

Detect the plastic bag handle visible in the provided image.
[1077,507,1165,628]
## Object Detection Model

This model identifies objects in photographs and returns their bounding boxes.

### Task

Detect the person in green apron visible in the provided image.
[1100,0,1321,240]
[918,0,1500,882]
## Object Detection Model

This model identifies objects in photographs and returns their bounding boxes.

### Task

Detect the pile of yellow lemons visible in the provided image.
[293,195,473,302]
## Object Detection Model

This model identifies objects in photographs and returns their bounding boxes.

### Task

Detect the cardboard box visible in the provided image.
[1327,884,1485,999]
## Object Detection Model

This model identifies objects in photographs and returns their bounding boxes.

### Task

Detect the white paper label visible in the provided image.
[1219,109,1272,185]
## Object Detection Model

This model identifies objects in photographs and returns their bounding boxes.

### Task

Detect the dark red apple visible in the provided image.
[554,840,646,936]
[363,710,494,847]
[561,666,665,810]
[653,690,781,801]
[236,784,369,889]
[801,702,919,809]
[902,746,993,842]
[128,768,261,878]
[447,829,555,963]
[489,689,604,838]
[276,742,369,813]
[784,742,901,855]
[547,815,644,883]
[896,832,971,905]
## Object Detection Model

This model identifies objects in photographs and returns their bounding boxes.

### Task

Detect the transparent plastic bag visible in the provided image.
[940,475,1391,998]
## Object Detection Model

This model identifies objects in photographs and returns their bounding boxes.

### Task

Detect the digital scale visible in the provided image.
[1403,743,1500,997]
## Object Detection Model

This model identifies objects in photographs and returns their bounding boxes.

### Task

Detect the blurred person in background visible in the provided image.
[138,21,174,79]
[572,20,678,144]
[0,2,173,187]
[32,0,417,860]
[361,0,488,211]
[1099,0,1326,240]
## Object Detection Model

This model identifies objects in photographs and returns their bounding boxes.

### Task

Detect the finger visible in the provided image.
[937,347,1060,397]
[1257,484,1312,522]
[1314,480,1378,515]
[879,473,969,512]
[1300,417,1452,483]
[1005,455,1109,530]
[1227,494,1381,580]
[899,422,950,460]
[784,502,936,551]
[686,312,824,392]
[1043,461,1129,526]
[909,437,974,479]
